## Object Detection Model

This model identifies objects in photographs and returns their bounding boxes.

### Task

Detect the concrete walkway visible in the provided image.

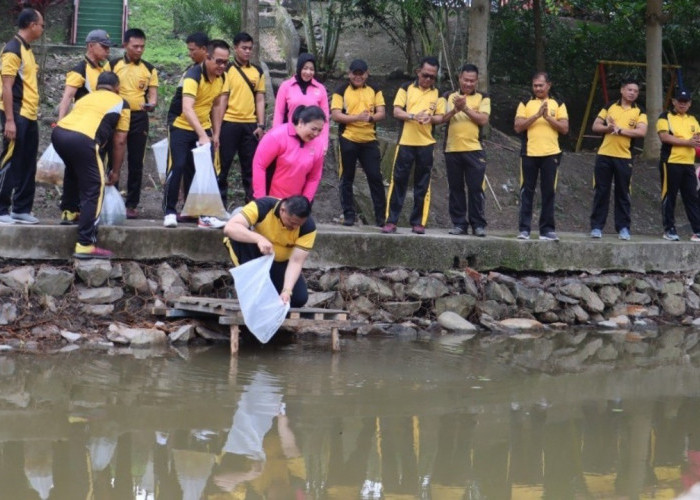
[2,219,700,273]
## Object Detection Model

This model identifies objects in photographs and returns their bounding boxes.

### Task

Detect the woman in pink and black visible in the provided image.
[273,53,329,153]
[252,105,326,201]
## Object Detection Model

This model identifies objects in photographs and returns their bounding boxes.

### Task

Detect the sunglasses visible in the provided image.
[210,58,229,66]
[420,73,436,80]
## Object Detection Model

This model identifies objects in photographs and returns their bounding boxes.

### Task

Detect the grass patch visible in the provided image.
[129,0,189,66]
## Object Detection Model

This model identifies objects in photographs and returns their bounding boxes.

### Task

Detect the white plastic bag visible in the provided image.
[100,185,126,226]
[181,142,228,219]
[152,138,168,184]
[36,143,65,185]
[230,254,290,343]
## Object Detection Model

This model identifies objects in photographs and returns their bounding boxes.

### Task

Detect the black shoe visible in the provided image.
[448,226,466,235]
[342,217,355,227]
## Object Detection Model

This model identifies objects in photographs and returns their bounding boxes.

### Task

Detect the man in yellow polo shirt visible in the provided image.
[218,32,266,206]
[51,71,129,259]
[382,56,445,235]
[56,29,115,225]
[514,71,569,241]
[223,195,315,307]
[589,78,647,241]
[331,59,387,227]
[657,88,700,241]
[111,28,158,219]
[163,39,229,228]
[441,63,490,237]
[0,8,43,225]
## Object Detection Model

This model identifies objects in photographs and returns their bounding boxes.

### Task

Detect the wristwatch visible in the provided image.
[257,123,265,129]
[409,113,415,121]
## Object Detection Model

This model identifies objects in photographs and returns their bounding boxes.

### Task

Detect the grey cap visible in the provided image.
[85,29,115,47]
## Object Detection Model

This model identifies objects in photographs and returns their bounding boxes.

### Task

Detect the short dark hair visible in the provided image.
[18,8,39,29]
[233,32,254,46]
[620,77,639,88]
[532,71,551,82]
[207,39,230,56]
[124,28,146,43]
[96,71,120,89]
[186,32,209,47]
[283,196,312,218]
[419,56,439,70]
[459,63,479,76]
[291,105,326,125]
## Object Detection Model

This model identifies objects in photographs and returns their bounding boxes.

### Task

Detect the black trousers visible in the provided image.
[386,144,434,226]
[660,161,700,234]
[163,126,211,215]
[518,154,560,234]
[219,121,258,205]
[223,237,308,308]
[0,112,38,215]
[445,150,487,231]
[52,127,104,245]
[590,154,632,232]
[123,110,149,209]
[338,136,386,226]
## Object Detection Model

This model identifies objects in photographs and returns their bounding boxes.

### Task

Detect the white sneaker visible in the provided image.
[11,212,38,224]
[198,216,226,229]
[163,214,177,228]
[0,214,15,225]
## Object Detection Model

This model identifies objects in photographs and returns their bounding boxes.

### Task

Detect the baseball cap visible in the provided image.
[85,29,115,47]
[349,59,368,73]
[674,88,692,101]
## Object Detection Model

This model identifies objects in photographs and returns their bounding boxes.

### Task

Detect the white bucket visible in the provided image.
[151,138,168,184]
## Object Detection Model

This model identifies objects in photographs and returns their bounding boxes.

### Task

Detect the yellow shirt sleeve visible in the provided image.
[182,76,199,98]
[149,68,159,87]
[515,102,527,119]
[330,92,343,111]
[0,52,20,77]
[65,71,85,89]
[295,230,316,251]
[116,108,131,132]
[393,87,407,109]
[555,102,569,120]
[656,117,669,133]
[375,90,386,108]
[435,96,446,115]
[479,96,491,115]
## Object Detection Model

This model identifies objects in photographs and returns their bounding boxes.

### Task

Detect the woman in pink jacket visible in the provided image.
[273,53,329,153]
[252,105,326,201]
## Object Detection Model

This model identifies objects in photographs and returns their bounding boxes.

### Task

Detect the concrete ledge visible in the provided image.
[2,222,700,274]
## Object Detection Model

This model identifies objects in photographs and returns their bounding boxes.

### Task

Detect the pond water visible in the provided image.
[1,329,700,499]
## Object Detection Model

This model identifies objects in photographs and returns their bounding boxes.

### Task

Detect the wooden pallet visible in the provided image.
[154,296,351,353]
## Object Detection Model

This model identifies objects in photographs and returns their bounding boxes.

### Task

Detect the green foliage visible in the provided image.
[129,0,185,65]
[491,0,700,100]
[172,0,241,42]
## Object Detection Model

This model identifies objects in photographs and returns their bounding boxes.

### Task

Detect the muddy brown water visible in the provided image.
[1,330,699,499]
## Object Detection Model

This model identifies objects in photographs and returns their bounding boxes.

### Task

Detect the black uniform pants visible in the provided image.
[386,144,434,227]
[518,154,560,234]
[338,136,386,226]
[123,110,149,209]
[219,121,258,205]
[163,126,211,215]
[223,237,308,308]
[0,112,38,215]
[445,150,487,231]
[52,127,104,245]
[660,161,700,234]
[590,154,632,232]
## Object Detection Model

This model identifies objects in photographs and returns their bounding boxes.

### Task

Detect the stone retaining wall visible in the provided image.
[2,260,700,352]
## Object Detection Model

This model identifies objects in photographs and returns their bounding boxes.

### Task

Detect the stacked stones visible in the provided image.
[3,261,700,351]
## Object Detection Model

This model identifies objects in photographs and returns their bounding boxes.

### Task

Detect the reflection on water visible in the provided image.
[1,329,700,499]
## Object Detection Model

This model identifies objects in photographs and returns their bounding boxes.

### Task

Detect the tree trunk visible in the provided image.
[533,0,545,71]
[467,0,489,92]
[643,0,663,159]
[241,0,260,63]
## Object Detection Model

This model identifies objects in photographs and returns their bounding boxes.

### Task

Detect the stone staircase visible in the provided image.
[258,0,294,90]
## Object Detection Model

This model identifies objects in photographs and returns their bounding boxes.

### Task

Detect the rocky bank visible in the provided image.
[4,258,700,365]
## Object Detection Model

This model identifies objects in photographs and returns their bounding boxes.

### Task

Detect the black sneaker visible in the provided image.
[448,226,466,235]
